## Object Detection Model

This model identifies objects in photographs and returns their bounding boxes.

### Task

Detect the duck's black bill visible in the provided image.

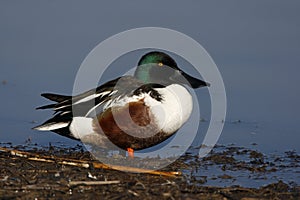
[178,71,210,88]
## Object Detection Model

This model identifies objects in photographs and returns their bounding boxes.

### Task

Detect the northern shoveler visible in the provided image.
[33,51,209,157]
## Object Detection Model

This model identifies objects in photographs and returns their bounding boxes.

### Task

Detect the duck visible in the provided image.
[33,51,209,157]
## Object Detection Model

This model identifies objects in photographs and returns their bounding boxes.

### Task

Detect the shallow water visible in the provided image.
[186,144,299,188]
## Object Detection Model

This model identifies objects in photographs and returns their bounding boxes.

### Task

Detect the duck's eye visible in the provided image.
[158,62,163,67]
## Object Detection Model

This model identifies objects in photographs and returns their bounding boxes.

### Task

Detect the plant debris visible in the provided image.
[0,144,298,199]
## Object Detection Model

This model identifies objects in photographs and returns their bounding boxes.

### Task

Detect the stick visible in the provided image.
[92,162,180,176]
[0,147,181,177]
[69,180,120,186]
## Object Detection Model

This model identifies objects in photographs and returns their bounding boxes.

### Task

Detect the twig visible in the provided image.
[68,180,120,186]
[93,162,180,176]
[0,147,181,177]
[128,189,139,197]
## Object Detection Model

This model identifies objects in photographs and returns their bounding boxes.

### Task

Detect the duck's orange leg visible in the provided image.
[127,148,134,159]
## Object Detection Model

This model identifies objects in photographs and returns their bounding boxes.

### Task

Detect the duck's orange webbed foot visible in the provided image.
[127,148,134,159]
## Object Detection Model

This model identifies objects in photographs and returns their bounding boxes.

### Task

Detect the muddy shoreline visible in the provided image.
[0,144,299,199]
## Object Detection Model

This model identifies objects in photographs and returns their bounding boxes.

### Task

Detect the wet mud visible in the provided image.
[0,143,299,199]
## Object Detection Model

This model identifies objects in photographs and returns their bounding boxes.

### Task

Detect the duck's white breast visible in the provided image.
[144,84,193,135]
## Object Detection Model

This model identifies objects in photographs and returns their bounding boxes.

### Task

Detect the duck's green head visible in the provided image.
[134,51,209,88]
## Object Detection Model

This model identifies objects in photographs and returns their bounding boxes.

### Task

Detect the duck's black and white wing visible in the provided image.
[32,76,130,139]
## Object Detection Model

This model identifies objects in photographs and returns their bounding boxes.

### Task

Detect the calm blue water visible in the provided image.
[0,52,298,154]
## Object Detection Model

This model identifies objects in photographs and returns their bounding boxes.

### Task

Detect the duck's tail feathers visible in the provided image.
[36,93,72,110]
[32,113,71,131]
[32,121,69,131]
[36,103,57,110]
[32,113,79,140]
[41,93,71,102]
